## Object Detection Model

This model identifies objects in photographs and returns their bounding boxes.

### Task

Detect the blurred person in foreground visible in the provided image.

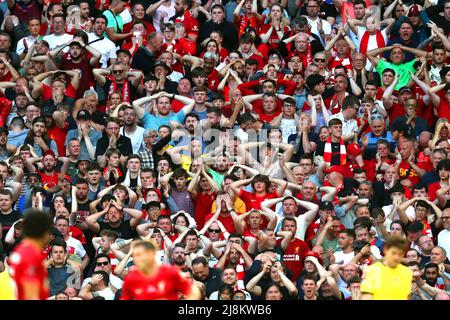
[120,240,201,300]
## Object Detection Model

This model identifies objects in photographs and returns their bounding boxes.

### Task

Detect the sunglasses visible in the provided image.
[370,114,383,120]
[208,228,221,233]
[315,58,326,62]
[113,70,124,74]
[96,261,109,266]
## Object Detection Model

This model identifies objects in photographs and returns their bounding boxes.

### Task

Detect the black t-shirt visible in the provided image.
[131,47,155,76]
[288,131,319,163]
[316,140,342,166]
[0,210,21,244]
[95,135,133,158]
[98,220,137,239]
[200,268,223,298]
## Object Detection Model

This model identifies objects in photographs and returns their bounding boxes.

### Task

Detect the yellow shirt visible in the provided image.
[0,270,15,300]
[360,261,412,300]
[211,198,247,215]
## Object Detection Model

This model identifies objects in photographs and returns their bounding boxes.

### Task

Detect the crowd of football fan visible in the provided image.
[0,0,450,301]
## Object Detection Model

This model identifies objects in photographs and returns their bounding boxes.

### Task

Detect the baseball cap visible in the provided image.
[27,173,41,181]
[116,49,131,57]
[407,221,423,233]
[42,149,56,160]
[346,143,362,157]
[319,201,334,210]
[408,5,420,16]
[146,187,162,200]
[398,86,412,94]
[304,251,323,265]
[76,109,91,121]
[63,175,72,184]
[152,60,171,74]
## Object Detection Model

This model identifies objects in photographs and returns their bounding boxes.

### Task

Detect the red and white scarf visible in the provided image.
[296,42,314,70]
[359,30,385,55]
[106,75,130,112]
[324,136,346,166]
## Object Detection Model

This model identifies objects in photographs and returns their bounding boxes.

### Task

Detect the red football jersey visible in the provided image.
[279,238,310,282]
[120,265,192,300]
[8,240,49,300]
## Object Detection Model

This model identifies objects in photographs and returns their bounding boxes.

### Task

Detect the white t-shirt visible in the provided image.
[82,274,123,290]
[279,118,297,143]
[66,236,86,258]
[382,204,416,222]
[306,17,331,45]
[43,33,72,50]
[88,33,117,68]
[438,229,450,258]
[16,35,40,55]
[94,287,115,300]
[153,3,176,32]
[120,126,145,154]
[333,250,355,265]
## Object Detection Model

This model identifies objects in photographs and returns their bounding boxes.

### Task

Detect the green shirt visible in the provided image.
[312,235,339,253]
[103,9,124,33]
[376,59,416,90]
[208,168,225,190]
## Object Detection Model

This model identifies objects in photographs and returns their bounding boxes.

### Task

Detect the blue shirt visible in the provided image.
[360,131,394,160]
[65,128,102,160]
[142,110,186,131]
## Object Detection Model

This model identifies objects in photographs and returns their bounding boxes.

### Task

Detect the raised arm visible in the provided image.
[382,73,399,110]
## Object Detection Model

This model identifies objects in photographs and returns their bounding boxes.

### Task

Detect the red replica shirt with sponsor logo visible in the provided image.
[120,265,192,300]
[398,160,427,186]
[279,238,310,281]
[174,11,199,39]
[38,170,60,190]
[8,240,49,300]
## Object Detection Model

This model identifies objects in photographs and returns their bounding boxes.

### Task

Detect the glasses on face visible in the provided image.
[299,163,312,167]
[208,228,221,233]
[96,261,109,266]
[315,58,325,63]
[371,114,383,120]
[113,69,124,74]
